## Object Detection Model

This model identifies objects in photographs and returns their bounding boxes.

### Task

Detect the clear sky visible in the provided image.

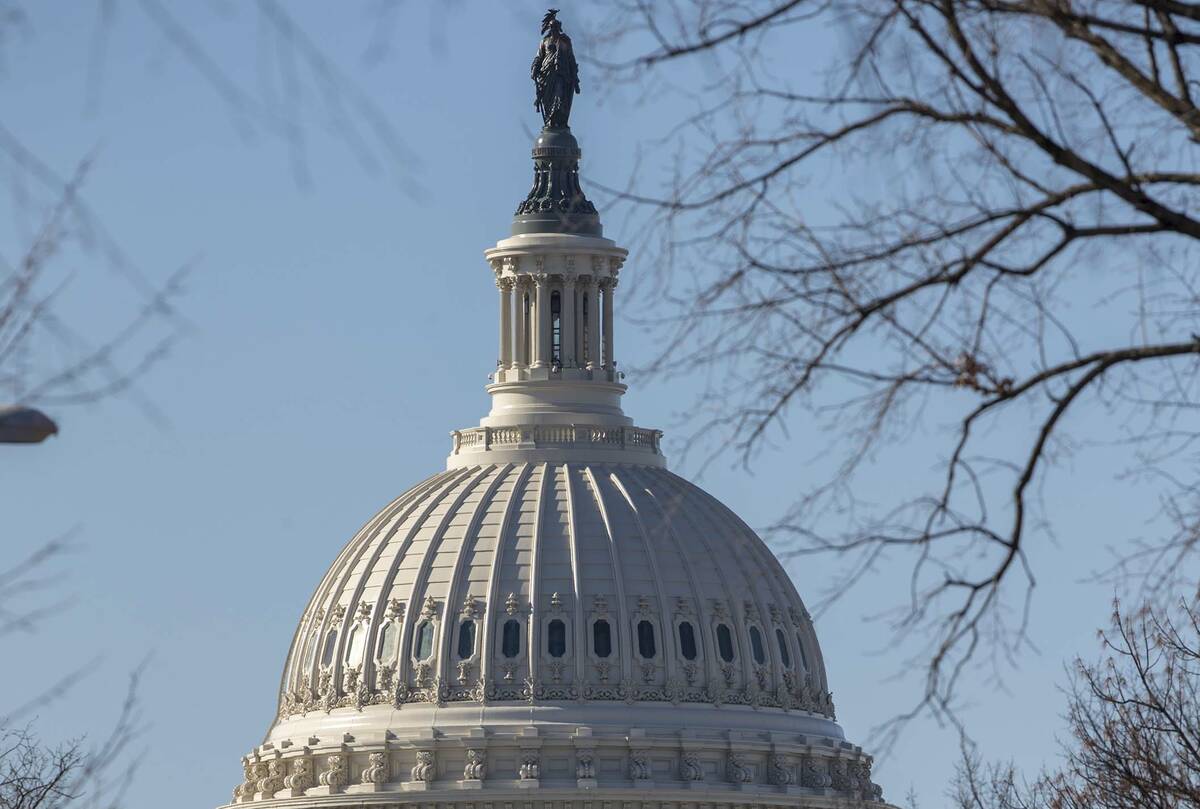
[0,3,1153,807]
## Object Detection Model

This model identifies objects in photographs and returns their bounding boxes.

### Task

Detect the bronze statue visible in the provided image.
[531,9,580,129]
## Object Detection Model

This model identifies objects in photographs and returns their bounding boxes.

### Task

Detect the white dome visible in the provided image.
[226,462,886,806]
[277,462,831,720]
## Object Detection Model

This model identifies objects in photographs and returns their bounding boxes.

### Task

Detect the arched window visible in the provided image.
[302,628,320,672]
[678,622,698,660]
[593,619,612,658]
[749,626,767,665]
[457,619,476,659]
[796,632,809,672]
[637,620,657,658]
[716,624,735,663]
[413,620,434,660]
[550,290,562,365]
[775,628,792,668]
[547,619,566,657]
[321,629,339,667]
[344,624,366,665]
[377,623,398,662]
[502,619,521,658]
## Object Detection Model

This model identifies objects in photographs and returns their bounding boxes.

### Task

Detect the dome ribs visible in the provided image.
[435,463,513,692]
[607,468,676,687]
[581,465,633,687]
[395,466,495,693]
[478,462,533,695]
[288,468,467,706]
[625,464,716,691]
[560,463,587,689]
[525,462,552,688]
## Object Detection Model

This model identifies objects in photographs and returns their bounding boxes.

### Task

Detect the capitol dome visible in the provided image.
[220,12,888,808]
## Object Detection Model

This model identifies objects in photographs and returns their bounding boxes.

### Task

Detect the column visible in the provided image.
[585,277,601,371]
[531,273,550,369]
[576,279,586,367]
[512,278,528,370]
[602,278,615,371]
[561,275,576,368]
[498,278,513,372]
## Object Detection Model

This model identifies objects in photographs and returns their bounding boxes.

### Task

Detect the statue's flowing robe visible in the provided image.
[532,32,579,128]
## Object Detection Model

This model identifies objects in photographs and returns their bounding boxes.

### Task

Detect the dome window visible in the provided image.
[637,620,656,659]
[678,621,698,660]
[377,622,398,662]
[749,626,766,665]
[547,619,567,657]
[321,629,339,667]
[413,620,434,660]
[502,619,521,658]
[457,619,476,659]
[592,619,613,658]
[716,623,735,662]
[796,632,810,672]
[775,628,792,668]
[302,628,320,673]
[344,624,366,665]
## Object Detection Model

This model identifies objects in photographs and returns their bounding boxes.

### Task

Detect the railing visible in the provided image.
[450,424,663,457]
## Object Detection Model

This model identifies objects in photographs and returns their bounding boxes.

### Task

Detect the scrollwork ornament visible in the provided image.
[728,753,753,784]
[769,755,793,786]
[576,751,595,779]
[801,756,832,789]
[283,757,314,791]
[464,749,487,780]
[233,758,256,802]
[519,751,540,780]
[412,751,436,783]
[680,753,704,781]
[257,758,285,795]
[360,752,388,785]
[318,754,348,788]
[630,751,650,780]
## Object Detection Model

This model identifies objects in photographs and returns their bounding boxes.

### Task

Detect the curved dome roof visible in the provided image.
[273,462,833,729]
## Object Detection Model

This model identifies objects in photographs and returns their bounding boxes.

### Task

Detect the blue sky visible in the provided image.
[0,3,1154,807]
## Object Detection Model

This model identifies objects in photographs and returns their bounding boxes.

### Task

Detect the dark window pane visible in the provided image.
[321,629,338,666]
[717,624,735,662]
[502,619,521,658]
[548,619,566,657]
[637,620,656,658]
[551,291,562,365]
[678,622,698,660]
[413,620,433,660]
[749,626,766,664]
[593,619,612,658]
[775,628,791,668]
[457,619,476,659]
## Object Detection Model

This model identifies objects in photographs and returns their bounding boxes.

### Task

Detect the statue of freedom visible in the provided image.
[531,9,580,129]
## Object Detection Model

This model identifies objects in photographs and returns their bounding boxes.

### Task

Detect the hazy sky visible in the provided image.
[1,4,1155,807]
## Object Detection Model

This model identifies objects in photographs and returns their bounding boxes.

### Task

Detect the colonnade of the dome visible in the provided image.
[489,245,623,385]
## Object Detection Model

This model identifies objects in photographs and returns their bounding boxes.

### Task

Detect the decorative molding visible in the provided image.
[411,751,436,783]
[317,754,347,789]
[360,752,388,785]
[680,753,704,781]
[464,749,486,780]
